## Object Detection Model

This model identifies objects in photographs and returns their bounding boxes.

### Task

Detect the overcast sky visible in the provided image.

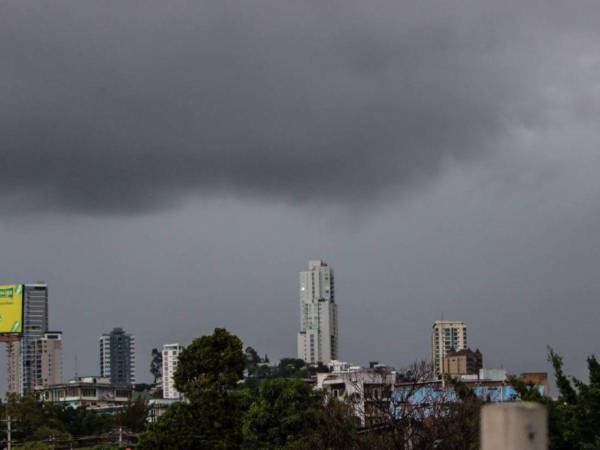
[1,0,600,389]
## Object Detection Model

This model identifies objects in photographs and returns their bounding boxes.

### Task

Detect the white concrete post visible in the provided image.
[481,402,548,450]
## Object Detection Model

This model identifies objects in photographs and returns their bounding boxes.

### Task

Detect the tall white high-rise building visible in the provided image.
[162,343,183,400]
[297,260,338,365]
[431,320,467,376]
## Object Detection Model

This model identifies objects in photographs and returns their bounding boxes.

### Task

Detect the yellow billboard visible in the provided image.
[0,285,23,334]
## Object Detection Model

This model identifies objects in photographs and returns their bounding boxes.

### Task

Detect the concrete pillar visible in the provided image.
[481,402,547,450]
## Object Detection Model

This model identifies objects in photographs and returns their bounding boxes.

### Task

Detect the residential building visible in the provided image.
[31,331,63,388]
[297,260,339,365]
[316,365,397,426]
[99,328,136,385]
[162,343,183,400]
[148,398,178,423]
[36,376,132,410]
[431,320,467,377]
[327,360,352,372]
[7,340,22,394]
[442,348,482,377]
[7,283,49,395]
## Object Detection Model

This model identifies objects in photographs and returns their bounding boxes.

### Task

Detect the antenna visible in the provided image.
[74,355,78,379]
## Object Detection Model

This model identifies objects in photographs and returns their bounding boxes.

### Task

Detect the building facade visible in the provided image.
[7,340,22,394]
[36,376,132,410]
[431,320,467,376]
[31,331,63,388]
[317,365,397,427]
[162,343,183,400]
[7,283,50,395]
[297,260,338,365]
[442,348,482,377]
[99,328,136,385]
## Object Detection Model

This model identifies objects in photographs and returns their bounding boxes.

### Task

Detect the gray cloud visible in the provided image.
[1,1,599,213]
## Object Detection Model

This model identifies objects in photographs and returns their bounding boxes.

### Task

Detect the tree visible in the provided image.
[174,328,246,397]
[137,401,209,450]
[276,358,309,379]
[246,346,261,367]
[0,395,116,447]
[14,443,55,450]
[115,397,149,432]
[139,328,248,450]
[45,403,114,437]
[511,348,600,450]
[245,346,264,379]
[150,348,163,385]
[242,378,321,449]
[306,398,362,450]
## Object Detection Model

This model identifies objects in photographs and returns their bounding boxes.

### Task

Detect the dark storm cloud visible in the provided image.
[1,0,598,213]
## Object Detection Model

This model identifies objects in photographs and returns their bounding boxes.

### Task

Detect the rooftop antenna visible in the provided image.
[74,355,78,379]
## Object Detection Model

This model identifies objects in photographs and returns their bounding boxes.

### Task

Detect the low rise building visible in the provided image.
[316,365,397,426]
[35,376,132,410]
[393,369,547,416]
[148,398,179,423]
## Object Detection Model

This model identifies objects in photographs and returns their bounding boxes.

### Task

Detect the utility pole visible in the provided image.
[6,415,12,450]
[0,415,15,450]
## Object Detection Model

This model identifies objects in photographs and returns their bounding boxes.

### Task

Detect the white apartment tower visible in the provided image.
[162,343,183,400]
[431,320,467,376]
[297,260,339,365]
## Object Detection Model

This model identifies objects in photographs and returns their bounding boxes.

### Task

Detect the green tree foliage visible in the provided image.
[546,349,600,450]
[0,395,117,448]
[45,404,115,437]
[174,327,246,398]
[242,378,321,449]
[140,329,338,450]
[245,346,273,380]
[302,398,362,450]
[136,402,208,449]
[4,394,54,439]
[275,358,309,379]
[14,443,55,450]
[115,397,149,432]
[245,346,261,369]
[139,328,249,450]
[510,348,600,450]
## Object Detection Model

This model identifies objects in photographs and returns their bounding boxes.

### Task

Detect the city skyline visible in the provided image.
[2,0,600,393]
[0,271,552,392]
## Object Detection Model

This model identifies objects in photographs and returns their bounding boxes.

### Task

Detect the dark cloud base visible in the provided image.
[1,0,598,213]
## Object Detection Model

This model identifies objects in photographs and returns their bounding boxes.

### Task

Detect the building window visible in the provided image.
[81,388,97,397]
